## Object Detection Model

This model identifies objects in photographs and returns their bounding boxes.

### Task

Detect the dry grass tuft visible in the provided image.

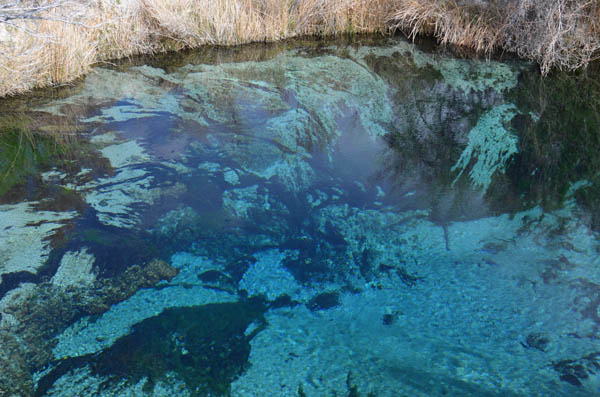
[0,1,99,96]
[0,0,398,96]
[0,0,598,97]
[391,0,503,54]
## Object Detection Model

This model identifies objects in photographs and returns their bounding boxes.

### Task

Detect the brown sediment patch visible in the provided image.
[0,258,178,396]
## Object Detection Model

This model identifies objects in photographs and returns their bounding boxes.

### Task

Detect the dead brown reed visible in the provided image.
[502,0,600,74]
[0,0,398,96]
[0,0,598,98]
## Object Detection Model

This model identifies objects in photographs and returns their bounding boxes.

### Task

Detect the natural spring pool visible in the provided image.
[1,36,600,396]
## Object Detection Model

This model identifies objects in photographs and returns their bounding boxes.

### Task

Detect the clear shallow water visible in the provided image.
[1,36,600,396]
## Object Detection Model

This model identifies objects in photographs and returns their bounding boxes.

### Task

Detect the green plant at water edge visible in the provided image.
[0,107,105,202]
[0,128,59,198]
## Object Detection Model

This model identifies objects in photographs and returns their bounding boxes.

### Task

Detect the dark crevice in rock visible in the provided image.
[0,271,39,300]
[553,352,600,387]
[35,301,267,396]
[308,291,340,311]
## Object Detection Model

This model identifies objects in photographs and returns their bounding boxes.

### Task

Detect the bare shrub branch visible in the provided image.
[391,0,600,74]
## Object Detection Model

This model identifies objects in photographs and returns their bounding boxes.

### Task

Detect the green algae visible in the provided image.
[451,104,519,192]
[409,46,522,94]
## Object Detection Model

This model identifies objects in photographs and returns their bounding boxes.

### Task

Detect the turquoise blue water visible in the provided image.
[1,37,600,396]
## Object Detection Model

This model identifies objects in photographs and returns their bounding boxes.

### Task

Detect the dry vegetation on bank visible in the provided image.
[0,0,598,97]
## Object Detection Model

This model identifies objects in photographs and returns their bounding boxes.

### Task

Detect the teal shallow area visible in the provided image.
[1,37,600,396]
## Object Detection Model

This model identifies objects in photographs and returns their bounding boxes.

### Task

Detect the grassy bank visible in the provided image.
[0,0,599,97]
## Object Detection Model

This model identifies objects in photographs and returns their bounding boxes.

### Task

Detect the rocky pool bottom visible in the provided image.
[0,36,600,396]
[19,204,600,397]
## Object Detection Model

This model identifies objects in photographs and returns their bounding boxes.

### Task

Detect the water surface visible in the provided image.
[1,36,600,396]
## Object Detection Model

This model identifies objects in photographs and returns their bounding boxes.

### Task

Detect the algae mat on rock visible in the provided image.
[1,36,600,396]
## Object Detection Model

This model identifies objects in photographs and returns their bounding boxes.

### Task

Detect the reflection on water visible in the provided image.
[1,36,600,396]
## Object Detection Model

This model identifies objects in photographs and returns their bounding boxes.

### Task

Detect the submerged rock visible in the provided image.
[553,352,600,387]
[0,331,33,396]
[0,258,179,395]
[50,248,96,288]
[307,291,340,311]
[52,254,237,360]
[0,202,75,277]
[238,249,312,302]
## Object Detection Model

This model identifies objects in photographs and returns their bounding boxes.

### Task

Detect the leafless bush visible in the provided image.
[391,0,600,74]
[502,0,600,74]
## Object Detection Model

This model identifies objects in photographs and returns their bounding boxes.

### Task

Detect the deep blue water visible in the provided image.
[1,37,600,396]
